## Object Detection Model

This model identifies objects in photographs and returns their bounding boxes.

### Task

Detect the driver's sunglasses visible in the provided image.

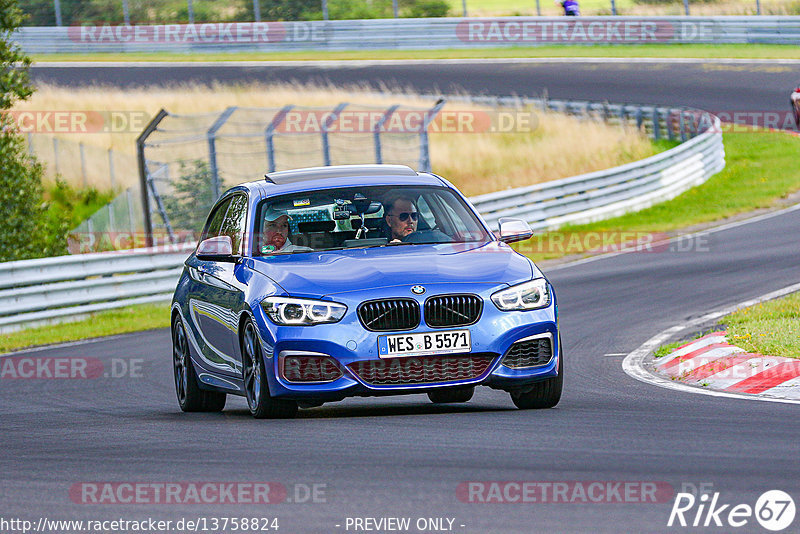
[390,212,418,222]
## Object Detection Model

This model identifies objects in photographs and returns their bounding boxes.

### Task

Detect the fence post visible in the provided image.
[679,111,687,142]
[392,0,398,17]
[635,107,644,131]
[666,109,675,141]
[419,98,446,173]
[611,0,617,15]
[322,0,329,20]
[122,0,130,24]
[79,142,87,187]
[264,105,293,173]
[652,108,661,140]
[108,148,116,190]
[127,188,136,235]
[321,103,348,167]
[683,0,689,15]
[107,201,116,235]
[207,106,238,201]
[53,0,62,26]
[374,105,399,165]
[187,0,195,23]
[53,137,60,176]
[136,109,169,248]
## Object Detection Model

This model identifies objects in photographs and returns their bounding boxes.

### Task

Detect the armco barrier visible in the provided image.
[14,17,800,54]
[0,244,193,333]
[1,98,723,334]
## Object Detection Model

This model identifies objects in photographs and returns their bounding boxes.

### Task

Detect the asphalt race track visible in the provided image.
[2,60,798,532]
[30,59,800,117]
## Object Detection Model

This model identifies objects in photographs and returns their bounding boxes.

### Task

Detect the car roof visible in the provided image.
[232,164,448,198]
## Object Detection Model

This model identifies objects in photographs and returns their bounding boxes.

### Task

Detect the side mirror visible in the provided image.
[196,235,235,261]
[498,218,533,244]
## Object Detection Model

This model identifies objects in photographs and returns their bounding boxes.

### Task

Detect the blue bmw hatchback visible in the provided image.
[171,164,561,418]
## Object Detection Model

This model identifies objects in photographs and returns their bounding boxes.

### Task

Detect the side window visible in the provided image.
[220,194,248,254]
[200,197,233,242]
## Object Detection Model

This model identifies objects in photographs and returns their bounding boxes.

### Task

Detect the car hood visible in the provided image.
[248,241,538,298]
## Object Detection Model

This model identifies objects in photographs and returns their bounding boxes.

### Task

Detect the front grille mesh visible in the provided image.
[424,294,483,327]
[348,354,494,386]
[358,299,420,331]
[501,337,553,369]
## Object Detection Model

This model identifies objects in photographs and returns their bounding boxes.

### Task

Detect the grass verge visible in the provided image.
[30,44,800,63]
[722,292,800,359]
[0,302,170,354]
[520,130,800,262]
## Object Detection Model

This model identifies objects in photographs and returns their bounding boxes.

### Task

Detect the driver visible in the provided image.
[261,206,311,254]
[383,195,418,242]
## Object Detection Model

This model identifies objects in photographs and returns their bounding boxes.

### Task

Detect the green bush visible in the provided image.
[0,0,66,261]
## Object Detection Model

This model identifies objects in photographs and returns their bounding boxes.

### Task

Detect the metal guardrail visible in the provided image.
[0,244,193,333]
[1,97,724,334]
[14,17,800,53]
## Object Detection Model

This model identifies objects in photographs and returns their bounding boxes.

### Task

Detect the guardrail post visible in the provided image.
[136,109,169,248]
[264,105,293,173]
[419,98,446,173]
[207,106,238,201]
[322,103,348,167]
[374,105,399,164]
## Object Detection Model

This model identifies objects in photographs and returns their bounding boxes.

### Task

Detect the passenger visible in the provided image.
[260,206,311,254]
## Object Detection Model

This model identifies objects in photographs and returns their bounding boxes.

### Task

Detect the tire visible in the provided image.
[510,335,563,410]
[427,386,475,404]
[241,319,298,419]
[172,316,226,413]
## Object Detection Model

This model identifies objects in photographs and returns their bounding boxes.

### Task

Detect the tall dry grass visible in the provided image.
[13,83,654,196]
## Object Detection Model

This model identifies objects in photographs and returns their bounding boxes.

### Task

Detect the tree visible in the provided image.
[0,0,63,261]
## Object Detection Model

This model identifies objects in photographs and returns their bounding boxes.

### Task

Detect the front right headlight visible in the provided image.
[491,278,551,311]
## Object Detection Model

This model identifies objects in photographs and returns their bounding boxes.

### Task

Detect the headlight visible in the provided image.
[261,297,347,326]
[491,278,551,311]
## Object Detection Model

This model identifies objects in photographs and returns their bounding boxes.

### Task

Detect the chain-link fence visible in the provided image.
[139,100,445,241]
[24,133,137,191]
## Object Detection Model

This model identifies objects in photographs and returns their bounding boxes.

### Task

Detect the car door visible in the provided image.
[184,194,248,377]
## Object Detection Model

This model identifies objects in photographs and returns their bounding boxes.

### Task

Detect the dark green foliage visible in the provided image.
[161,160,216,233]
[0,0,65,261]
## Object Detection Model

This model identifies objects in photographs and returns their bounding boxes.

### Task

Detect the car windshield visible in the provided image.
[254,185,492,256]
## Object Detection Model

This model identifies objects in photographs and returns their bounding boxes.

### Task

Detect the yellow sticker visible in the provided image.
[293,199,311,207]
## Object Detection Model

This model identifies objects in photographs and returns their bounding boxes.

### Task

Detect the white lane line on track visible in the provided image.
[547,200,800,272]
[31,57,800,68]
[622,281,800,405]
[0,331,159,357]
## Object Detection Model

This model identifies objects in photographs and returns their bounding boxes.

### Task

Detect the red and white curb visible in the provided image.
[654,331,800,399]
[622,281,800,405]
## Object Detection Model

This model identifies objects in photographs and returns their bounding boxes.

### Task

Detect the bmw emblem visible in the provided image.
[411,285,426,295]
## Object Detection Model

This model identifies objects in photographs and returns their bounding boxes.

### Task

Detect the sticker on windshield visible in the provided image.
[293,199,311,207]
[261,245,277,253]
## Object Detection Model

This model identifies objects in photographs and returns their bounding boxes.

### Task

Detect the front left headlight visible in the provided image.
[491,278,551,311]
[261,297,347,326]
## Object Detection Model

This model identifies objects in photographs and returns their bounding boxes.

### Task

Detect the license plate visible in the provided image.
[378,330,471,358]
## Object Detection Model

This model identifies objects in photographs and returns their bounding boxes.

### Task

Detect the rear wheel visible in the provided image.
[428,386,474,404]
[510,335,563,410]
[172,317,226,412]
[241,319,297,419]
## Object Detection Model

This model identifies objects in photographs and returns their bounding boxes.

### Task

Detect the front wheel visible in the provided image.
[510,335,563,410]
[241,319,297,419]
[172,316,226,413]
